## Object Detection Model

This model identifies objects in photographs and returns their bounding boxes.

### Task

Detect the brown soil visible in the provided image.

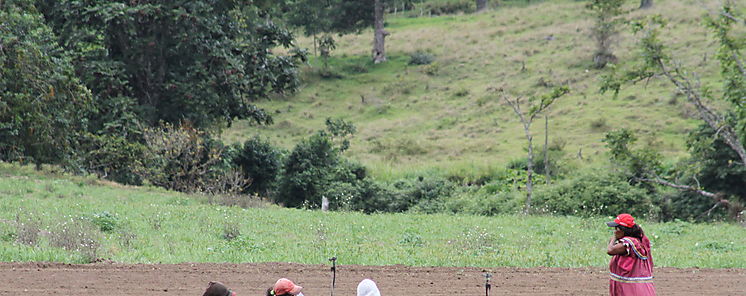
[0,262,743,295]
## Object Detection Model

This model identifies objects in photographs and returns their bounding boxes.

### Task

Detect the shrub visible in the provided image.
[277,119,377,210]
[343,63,369,74]
[342,179,400,213]
[507,151,566,177]
[367,174,457,214]
[50,218,102,263]
[324,175,381,212]
[79,134,146,185]
[208,193,270,209]
[408,51,435,65]
[14,216,41,246]
[532,170,658,218]
[232,136,283,195]
[453,226,498,256]
[91,211,117,232]
[136,122,247,194]
[117,229,137,248]
[221,235,264,253]
[420,0,474,15]
[444,190,523,216]
[442,170,530,216]
[277,132,339,208]
[422,62,440,76]
[589,117,609,131]
[222,222,241,241]
[453,88,470,97]
[406,175,456,213]
[398,231,424,248]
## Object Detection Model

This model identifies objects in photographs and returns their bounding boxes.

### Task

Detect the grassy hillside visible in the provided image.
[223,0,726,179]
[1,163,743,267]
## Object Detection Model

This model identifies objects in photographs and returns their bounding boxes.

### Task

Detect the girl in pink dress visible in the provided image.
[606,213,656,296]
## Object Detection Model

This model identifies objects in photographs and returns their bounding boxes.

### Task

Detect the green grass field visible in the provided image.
[1,163,743,267]
[223,0,728,179]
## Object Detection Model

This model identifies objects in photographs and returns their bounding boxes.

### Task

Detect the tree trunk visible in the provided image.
[543,114,550,184]
[313,34,317,56]
[524,129,534,215]
[373,0,388,64]
[639,0,653,9]
[476,0,487,12]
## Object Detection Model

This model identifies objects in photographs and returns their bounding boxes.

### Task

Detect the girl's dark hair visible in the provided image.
[618,224,644,240]
[267,288,290,296]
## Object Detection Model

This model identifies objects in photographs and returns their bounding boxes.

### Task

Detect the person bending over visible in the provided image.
[266,278,304,296]
[203,281,237,296]
[357,279,381,296]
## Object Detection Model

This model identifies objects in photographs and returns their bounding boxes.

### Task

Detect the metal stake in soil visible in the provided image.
[484,273,492,296]
[329,257,337,296]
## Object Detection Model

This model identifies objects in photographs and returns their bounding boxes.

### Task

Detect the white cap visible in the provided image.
[357,279,381,296]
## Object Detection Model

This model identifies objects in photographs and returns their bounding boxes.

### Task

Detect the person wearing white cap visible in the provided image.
[356,279,381,296]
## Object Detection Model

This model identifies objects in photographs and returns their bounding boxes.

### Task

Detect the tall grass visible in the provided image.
[0,162,743,267]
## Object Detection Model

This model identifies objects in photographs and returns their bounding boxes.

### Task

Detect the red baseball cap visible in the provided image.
[273,278,303,296]
[606,213,635,228]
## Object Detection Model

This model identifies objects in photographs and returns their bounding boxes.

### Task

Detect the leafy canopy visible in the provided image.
[37,0,307,129]
[0,0,94,167]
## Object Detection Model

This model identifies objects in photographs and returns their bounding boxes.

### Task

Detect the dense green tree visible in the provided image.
[36,0,306,129]
[0,0,94,168]
[533,170,657,218]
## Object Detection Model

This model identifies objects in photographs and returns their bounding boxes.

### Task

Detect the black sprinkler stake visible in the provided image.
[484,273,492,296]
[329,257,337,296]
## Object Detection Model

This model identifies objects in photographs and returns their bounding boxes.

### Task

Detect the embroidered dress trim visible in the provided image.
[620,238,648,260]
[609,272,654,283]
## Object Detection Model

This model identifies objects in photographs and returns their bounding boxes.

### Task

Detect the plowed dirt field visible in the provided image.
[1,262,743,295]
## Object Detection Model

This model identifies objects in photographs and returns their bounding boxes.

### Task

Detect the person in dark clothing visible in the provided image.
[203,281,236,296]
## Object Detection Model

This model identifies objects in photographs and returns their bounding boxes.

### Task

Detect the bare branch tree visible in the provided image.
[655,59,746,165]
[501,86,569,214]
[637,177,717,198]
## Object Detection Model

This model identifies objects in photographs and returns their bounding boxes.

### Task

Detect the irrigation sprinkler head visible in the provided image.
[329,256,338,296]
[329,257,337,271]
[483,273,492,296]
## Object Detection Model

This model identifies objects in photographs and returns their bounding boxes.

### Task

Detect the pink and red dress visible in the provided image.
[609,236,656,296]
